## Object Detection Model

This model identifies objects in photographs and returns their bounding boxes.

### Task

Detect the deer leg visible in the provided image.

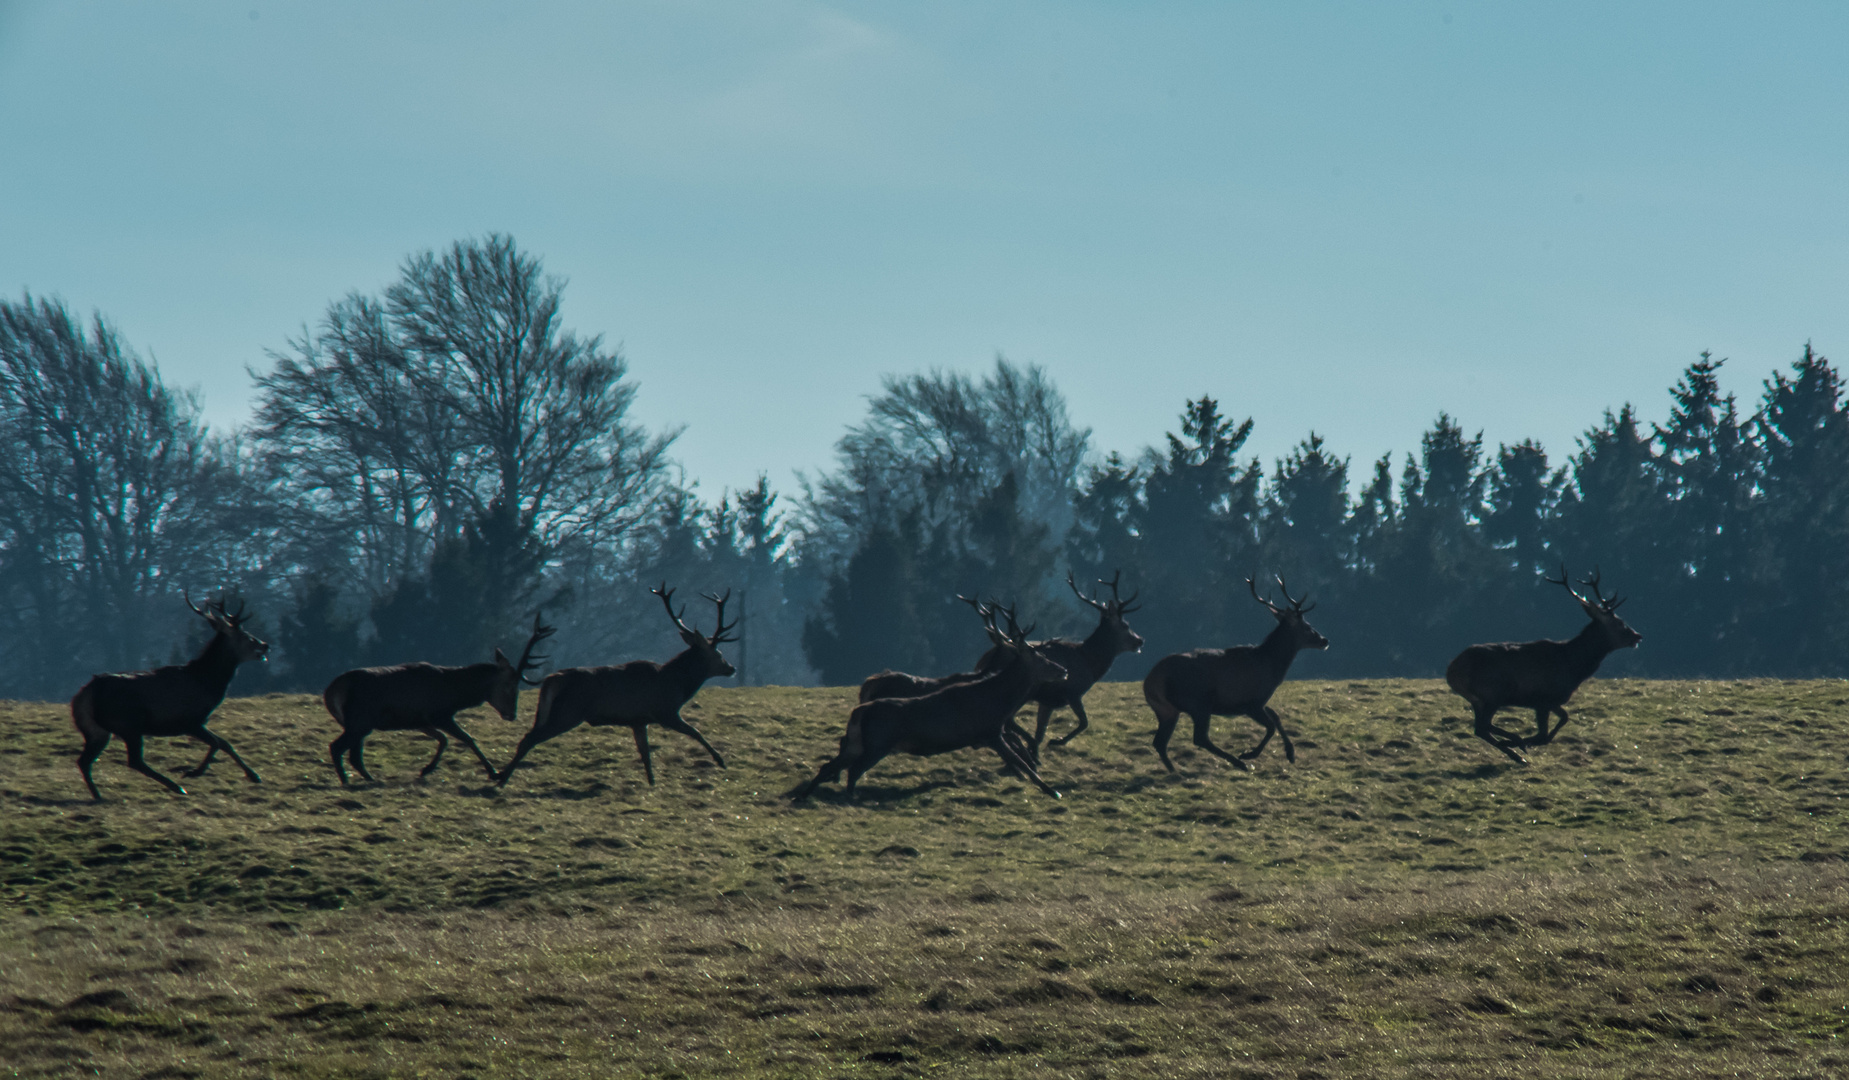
[1238,710,1276,761]
[1262,705,1296,763]
[77,732,111,802]
[493,717,584,787]
[1191,712,1255,773]
[844,744,900,799]
[183,740,220,777]
[633,725,656,786]
[788,750,850,801]
[1029,701,1056,749]
[193,730,261,784]
[1151,704,1182,772]
[1003,718,1040,769]
[328,732,358,786]
[1471,707,1529,765]
[348,738,378,783]
[1528,706,1572,746]
[1050,697,1091,747]
[660,714,726,769]
[1471,704,1528,745]
[123,735,187,795]
[990,734,1061,799]
[993,723,1037,780]
[417,727,450,777]
[440,720,499,779]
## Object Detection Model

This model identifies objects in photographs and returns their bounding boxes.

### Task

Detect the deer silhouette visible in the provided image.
[1446,566,1642,764]
[1142,576,1328,774]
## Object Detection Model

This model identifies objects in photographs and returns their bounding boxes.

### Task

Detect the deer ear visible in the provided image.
[494,647,512,666]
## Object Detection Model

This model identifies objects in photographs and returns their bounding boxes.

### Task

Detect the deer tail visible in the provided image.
[322,675,348,728]
[531,675,558,732]
[1142,667,1183,724]
[70,682,103,741]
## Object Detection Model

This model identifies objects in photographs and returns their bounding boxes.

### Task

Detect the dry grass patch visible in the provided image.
[1,679,1846,1076]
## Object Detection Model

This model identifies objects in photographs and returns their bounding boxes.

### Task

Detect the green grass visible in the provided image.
[2,679,1846,1077]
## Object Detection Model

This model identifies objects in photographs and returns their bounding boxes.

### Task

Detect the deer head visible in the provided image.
[654,582,738,678]
[186,594,269,663]
[1248,575,1329,651]
[490,612,557,721]
[1547,565,1642,651]
[1068,569,1143,654]
[979,600,1068,685]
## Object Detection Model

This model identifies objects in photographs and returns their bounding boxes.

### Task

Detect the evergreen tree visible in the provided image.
[1751,345,1849,672]
[1653,354,1758,673]
[802,524,935,685]
[1135,397,1262,666]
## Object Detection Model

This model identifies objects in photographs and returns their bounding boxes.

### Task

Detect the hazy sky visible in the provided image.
[2,1,1845,498]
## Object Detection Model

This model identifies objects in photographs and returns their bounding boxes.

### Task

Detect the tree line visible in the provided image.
[3,235,1843,699]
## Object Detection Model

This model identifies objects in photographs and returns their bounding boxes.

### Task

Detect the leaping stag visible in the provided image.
[495,584,736,789]
[789,600,1068,802]
[321,614,556,785]
[856,596,992,704]
[71,595,270,801]
[971,570,1142,751]
[1446,566,1642,764]
[1142,576,1328,774]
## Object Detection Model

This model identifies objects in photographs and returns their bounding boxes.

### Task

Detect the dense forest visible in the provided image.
[2,235,1843,700]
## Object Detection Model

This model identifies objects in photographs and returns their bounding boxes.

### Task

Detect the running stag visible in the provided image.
[322,614,556,785]
[71,596,270,801]
[857,596,991,703]
[495,585,736,788]
[789,602,1067,802]
[1142,577,1328,773]
[973,570,1142,750]
[1445,567,1642,765]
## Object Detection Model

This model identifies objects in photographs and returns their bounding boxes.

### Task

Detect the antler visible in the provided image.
[184,593,248,626]
[1106,569,1141,614]
[996,601,1036,643]
[1577,567,1624,610]
[1066,572,1108,613]
[702,589,740,643]
[652,582,698,636]
[1067,569,1141,616]
[515,611,557,685]
[1249,575,1314,615]
[1274,575,1314,614]
[1545,563,1596,608]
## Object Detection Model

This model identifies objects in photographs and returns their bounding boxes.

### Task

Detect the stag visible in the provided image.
[71,596,270,801]
[322,614,556,785]
[972,570,1142,750]
[1445,566,1642,765]
[1142,577,1328,773]
[494,585,736,788]
[857,595,995,704]
[789,602,1067,802]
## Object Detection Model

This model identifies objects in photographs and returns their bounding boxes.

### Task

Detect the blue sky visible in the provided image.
[2,1,1845,498]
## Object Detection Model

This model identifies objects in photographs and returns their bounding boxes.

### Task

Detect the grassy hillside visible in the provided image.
[1,679,1845,1077]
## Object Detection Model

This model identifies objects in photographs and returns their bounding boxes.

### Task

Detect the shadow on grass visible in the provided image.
[787,778,960,807]
[500,780,614,801]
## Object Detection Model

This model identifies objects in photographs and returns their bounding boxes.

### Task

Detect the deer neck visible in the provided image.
[184,632,243,694]
[1072,619,1119,678]
[448,662,501,707]
[973,650,1041,713]
[1564,619,1617,678]
[1254,620,1304,679]
[661,645,714,701]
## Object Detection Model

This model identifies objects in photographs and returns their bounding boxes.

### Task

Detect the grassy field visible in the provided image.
[1,678,1846,1078]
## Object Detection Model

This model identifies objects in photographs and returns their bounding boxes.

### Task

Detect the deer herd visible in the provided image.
[63,568,1643,802]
